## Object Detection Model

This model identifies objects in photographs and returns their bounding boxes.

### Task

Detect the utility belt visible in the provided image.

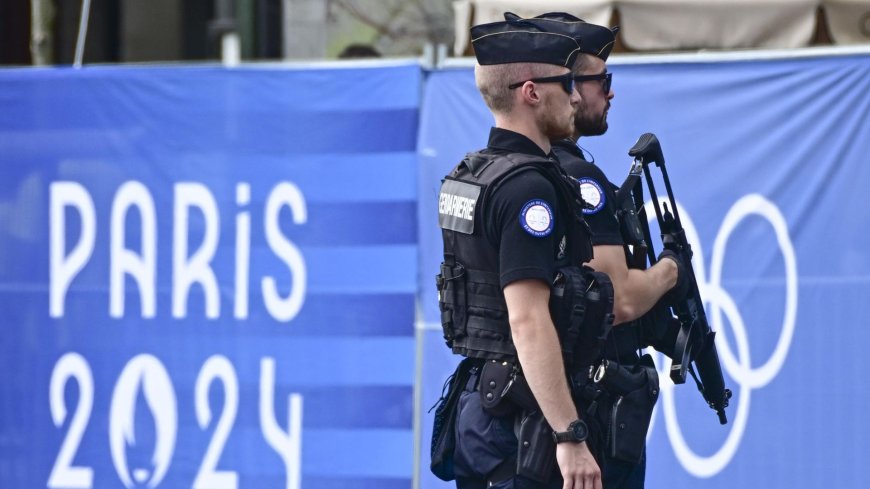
[474,354,659,476]
[429,354,657,484]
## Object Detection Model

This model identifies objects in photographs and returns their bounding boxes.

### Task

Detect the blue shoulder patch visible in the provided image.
[519,199,554,237]
[577,178,605,215]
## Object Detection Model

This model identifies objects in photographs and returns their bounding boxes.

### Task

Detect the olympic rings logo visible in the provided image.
[644,194,798,478]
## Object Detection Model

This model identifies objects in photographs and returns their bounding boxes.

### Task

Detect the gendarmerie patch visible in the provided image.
[519,199,554,237]
[439,179,481,234]
[577,178,605,215]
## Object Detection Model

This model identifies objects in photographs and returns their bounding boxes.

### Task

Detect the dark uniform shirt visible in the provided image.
[553,140,623,247]
[553,139,641,362]
[448,129,595,482]
[480,127,574,288]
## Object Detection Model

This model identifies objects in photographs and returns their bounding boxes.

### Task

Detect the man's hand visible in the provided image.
[556,441,602,489]
[658,249,690,305]
[587,244,678,324]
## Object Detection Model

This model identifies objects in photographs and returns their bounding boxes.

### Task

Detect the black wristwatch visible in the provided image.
[552,419,589,444]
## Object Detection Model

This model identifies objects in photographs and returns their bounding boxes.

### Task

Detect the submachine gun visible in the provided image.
[616,132,732,424]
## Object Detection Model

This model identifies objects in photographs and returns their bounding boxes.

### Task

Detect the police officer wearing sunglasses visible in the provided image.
[502,12,692,489]
[430,15,621,489]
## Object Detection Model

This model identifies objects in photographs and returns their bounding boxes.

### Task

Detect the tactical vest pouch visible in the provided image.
[550,266,588,359]
[429,358,477,481]
[602,354,660,464]
[516,410,557,483]
[436,262,467,348]
[550,266,615,365]
[582,269,615,344]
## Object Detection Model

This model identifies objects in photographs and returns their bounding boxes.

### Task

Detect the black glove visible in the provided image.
[658,249,690,306]
[638,301,680,358]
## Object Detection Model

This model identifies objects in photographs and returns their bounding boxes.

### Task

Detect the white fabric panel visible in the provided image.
[452,0,614,55]
[471,0,614,25]
[616,0,819,50]
[822,0,870,44]
[453,1,473,56]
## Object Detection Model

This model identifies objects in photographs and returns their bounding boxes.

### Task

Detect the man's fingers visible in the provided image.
[583,472,594,489]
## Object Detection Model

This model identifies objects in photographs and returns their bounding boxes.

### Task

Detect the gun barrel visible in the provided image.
[695,331,731,424]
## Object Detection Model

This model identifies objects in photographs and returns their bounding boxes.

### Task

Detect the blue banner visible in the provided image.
[0,63,421,489]
[2,49,870,489]
[417,52,870,488]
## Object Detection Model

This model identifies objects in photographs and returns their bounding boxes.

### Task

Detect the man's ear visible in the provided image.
[520,82,541,105]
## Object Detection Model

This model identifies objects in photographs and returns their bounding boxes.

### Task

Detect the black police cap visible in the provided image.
[470,21,583,67]
[503,12,619,61]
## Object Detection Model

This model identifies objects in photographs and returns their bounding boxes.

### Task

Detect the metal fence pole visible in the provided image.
[73,0,92,67]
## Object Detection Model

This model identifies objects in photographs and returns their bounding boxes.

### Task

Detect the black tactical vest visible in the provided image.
[435,151,609,364]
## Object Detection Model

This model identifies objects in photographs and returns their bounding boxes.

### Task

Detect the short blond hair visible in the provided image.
[475,62,567,114]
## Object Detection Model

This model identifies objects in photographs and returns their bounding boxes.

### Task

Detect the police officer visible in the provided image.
[434,19,609,489]
[500,12,691,489]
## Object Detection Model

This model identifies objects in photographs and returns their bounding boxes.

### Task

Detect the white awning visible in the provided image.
[452,0,614,56]
[617,0,819,50]
[822,0,870,44]
[452,0,870,55]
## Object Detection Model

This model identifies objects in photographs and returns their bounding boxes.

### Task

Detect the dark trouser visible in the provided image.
[455,445,644,489]
[452,369,639,489]
[456,475,563,489]
[453,381,564,489]
[602,454,645,489]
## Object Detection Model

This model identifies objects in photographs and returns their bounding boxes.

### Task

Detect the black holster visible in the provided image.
[516,410,556,483]
[573,355,659,465]
[479,360,519,417]
[476,361,557,484]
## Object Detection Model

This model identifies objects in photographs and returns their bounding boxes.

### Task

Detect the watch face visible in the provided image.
[571,420,589,441]
[554,420,590,444]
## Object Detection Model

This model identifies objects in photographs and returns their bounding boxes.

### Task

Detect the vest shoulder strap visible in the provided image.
[440,152,555,235]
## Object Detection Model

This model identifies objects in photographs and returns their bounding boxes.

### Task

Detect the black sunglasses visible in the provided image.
[508,72,575,94]
[574,71,612,94]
